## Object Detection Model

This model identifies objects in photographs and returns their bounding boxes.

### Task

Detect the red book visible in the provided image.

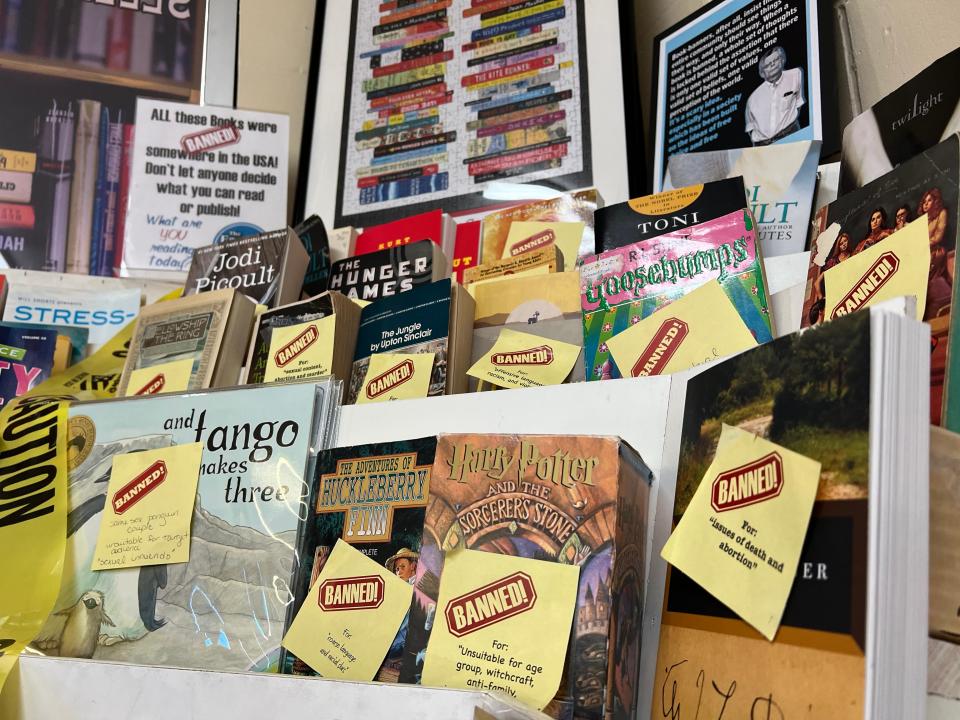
[113,123,134,276]
[451,220,480,283]
[106,9,133,70]
[0,203,36,230]
[355,209,447,256]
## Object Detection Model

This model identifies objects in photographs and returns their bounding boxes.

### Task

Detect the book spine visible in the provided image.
[0,170,32,204]
[172,16,193,83]
[74,2,108,67]
[65,99,101,275]
[128,10,154,76]
[2,0,20,52]
[12,0,31,53]
[0,148,36,174]
[88,107,109,276]
[29,0,50,56]
[34,101,75,272]
[97,118,122,276]
[106,9,132,71]
[0,202,34,229]
[151,13,176,78]
[112,123,134,276]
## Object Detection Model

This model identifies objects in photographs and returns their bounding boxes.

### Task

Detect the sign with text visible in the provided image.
[467,328,581,390]
[122,99,288,280]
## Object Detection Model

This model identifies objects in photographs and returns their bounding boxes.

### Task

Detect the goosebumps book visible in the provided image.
[579,209,773,380]
[282,437,437,682]
[32,381,341,673]
[404,433,653,720]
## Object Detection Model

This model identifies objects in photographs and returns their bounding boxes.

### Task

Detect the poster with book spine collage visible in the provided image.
[337,0,592,227]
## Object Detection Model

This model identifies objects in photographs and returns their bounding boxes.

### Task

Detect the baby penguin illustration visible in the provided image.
[34,591,115,658]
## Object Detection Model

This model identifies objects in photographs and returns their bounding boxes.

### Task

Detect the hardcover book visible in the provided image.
[665,141,822,257]
[65,99,101,275]
[244,291,362,387]
[184,228,309,309]
[0,323,58,405]
[328,239,448,302]
[801,134,959,427]
[293,215,332,298]
[346,279,474,404]
[34,99,74,272]
[31,380,342,672]
[451,220,480,284]
[117,288,256,395]
[355,208,456,260]
[282,436,438,682]
[594,178,747,254]
[0,170,32,204]
[580,209,774,381]
[405,433,653,720]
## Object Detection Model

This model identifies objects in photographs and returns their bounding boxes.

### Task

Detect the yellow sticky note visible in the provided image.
[281,539,414,680]
[824,216,930,321]
[353,298,371,308]
[124,357,195,396]
[467,328,581,389]
[661,424,820,640]
[421,548,579,710]
[356,352,435,403]
[263,316,337,383]
[504,221,584,268]
[91,442,203,571]
[606,281,758,377]
[465,264,550,298]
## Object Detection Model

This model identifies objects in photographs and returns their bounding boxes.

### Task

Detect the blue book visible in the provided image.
[88,107,109,276]
[97,117,122,275]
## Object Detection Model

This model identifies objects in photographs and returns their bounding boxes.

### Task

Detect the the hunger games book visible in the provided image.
[183,227,309,309]
[117,288,256,395]
[281,437,437,683]
[801,134,960,428]
[580,208,773,381]
[32,380,342,673]
[593,177,746,253]
[346,279,474,404]
[328,239,448,301]
[405,433,653,720]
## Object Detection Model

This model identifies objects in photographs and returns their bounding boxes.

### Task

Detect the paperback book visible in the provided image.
[0,322,58,404]
[328,239,448,301]
[354,209,456,260]
[294,215,332,298]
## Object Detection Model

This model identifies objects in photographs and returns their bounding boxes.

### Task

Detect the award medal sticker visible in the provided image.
[661,424,821,640]
[281,540,413,681]
[467,328,581,389]
[66,415,96,471]
[357,352,435,403]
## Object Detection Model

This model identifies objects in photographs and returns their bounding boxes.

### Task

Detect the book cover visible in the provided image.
[89,106,109,276]
[293,215,331,298]
[0,322,58,405]
[113,122,134,275]
[32,380,340,672]
[840,47,960,194]
[328,239,447,301]
[128,10,155,77]
[106,8,133,70]
[183,228,308,309]
[328,226,357,263]
[452,219,480,283]
[118,288,256,395]
[2,320,88,367]
[653,311,872,718]
[0,170,32,204]
[74,1,109,67]
[594,178,747,254]
[34,100,74,272]
[282,436,438,682]
[65,99,102,275]
[405,433,652,720]
[802,134,958,426]
[346,279,471,404]
[580,209,774,381]
[97,116,123,276]
[665,141,822,257]
[355,209,444,256]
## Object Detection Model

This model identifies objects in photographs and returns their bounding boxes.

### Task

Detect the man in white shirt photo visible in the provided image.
[745,46,805,146]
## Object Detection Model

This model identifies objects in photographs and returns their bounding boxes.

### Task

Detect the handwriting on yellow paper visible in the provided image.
[263,316,337,383]
[281,540,413,680]
[92,442,203,570]
[357,352,435,403]
[504,221,584,268]
[467,328,580,389]
[661,424,820,640]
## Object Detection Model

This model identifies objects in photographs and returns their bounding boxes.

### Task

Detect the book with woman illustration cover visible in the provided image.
[801,134,959,427]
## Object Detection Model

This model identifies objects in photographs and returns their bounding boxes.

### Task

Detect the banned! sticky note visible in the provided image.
[356,352,435,403]
[91,443,203,570]
[263,316,337,383]
[503,221,584,268]
[606,280,758,377]
[124,358,195,396]
[661,424,820,640]
[281,540,413,681]
[421,548,579,710]
[467,328,581,389]
[823,216,929,322]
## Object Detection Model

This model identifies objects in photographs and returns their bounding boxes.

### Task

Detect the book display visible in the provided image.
[0,5,955,720]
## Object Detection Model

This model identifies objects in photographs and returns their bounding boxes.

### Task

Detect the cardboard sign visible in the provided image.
[124,358,194,397]
[661,424,820,640]
[356,352,435,403]
[823,217,930,321]
[467,328,580,389]
[606,280,758,377]
[91,443,203,571]
[503,221,584,269]
[263,316,337,383]
[123,98,289,279]
[421,548,579,710]
[281,540,413,680]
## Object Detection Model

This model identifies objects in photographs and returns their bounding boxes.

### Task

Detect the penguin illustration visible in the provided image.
[35,591,115,658]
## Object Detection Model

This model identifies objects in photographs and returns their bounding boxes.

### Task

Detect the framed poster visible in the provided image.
[298,0,638,229]
[650,0,833,193]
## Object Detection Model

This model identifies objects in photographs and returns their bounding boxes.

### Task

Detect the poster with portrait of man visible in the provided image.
[651,0,834,192]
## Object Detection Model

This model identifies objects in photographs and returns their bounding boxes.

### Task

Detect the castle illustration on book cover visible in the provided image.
[31,382,336,673]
